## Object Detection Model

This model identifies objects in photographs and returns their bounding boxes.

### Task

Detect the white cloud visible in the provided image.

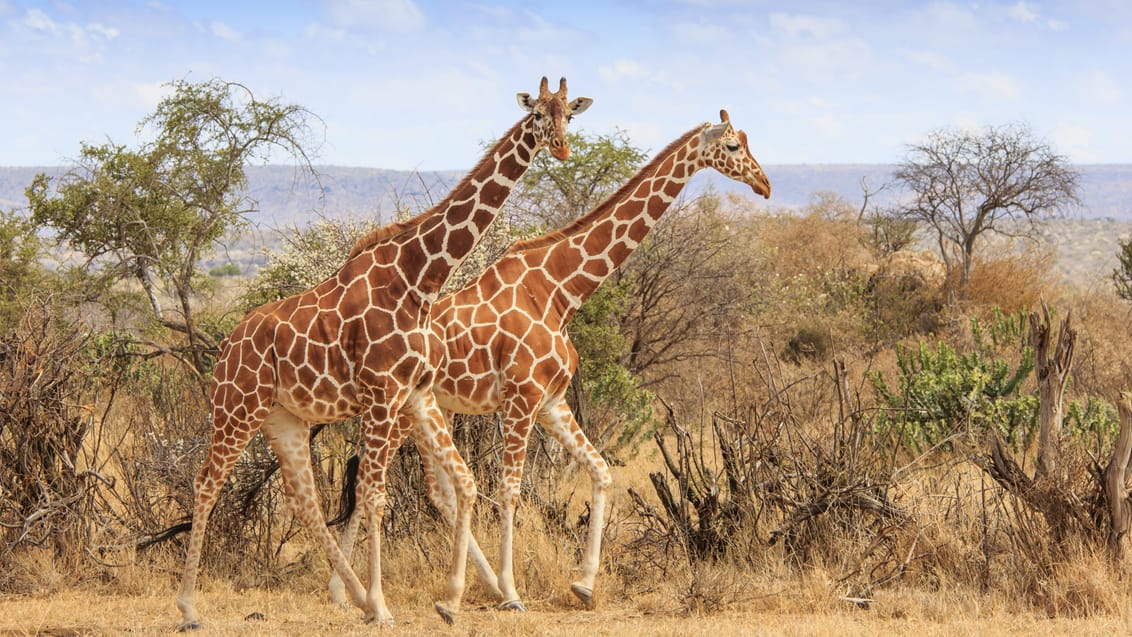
[779,38,873,79]
[1008,1,1039,23]
[923,2,978,31]
[958,71,1021,100]
[769,12,844,39]
[18,7,120,63]
[473,4,513,22]
[1079,69,1121,106]
[303,22,347,42]
[1051,124,1094,162]
[134,81,173,109]
[598,58,682,91]
[88,23,119,40]
[600,58,647,82]
[670,20,732,45]
[515,9,578,43]
[23,8,60,34]
[209,21,241,42]
[812,113,842,137]
[323,0,425,33]
[902,49,955,72]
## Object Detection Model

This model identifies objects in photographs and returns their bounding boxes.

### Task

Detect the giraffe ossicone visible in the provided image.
[396,109,771,611]
[174,76,591,630]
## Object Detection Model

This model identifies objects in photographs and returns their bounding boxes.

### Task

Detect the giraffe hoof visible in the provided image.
[177,620,202,632]
[570,583,595,609]
[434,601,458,625]
[498,599,527,612]
[364,612,395,627]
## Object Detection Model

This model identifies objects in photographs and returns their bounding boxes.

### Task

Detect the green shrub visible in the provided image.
[208,263,241,277]
[871,310,1036,452]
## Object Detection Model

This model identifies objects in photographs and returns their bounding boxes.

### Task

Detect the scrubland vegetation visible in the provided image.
[2,80,1132,633]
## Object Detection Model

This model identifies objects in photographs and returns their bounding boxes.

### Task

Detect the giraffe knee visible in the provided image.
[453,475,477,508]
[594,464,613,491]
[499,479,522,510]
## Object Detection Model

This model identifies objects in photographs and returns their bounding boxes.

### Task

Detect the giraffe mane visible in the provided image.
[348,117,529,260]
[505,124,705,254]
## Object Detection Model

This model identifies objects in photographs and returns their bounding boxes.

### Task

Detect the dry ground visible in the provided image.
[2,587,1130,637]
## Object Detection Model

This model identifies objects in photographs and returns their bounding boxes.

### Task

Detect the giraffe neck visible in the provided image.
[515,126,705,319]
[355,117,539,297]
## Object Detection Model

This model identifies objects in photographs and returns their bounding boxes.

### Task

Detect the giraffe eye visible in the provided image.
[534,112,543,121]
[726,142,740,152]
[567,114,574,122]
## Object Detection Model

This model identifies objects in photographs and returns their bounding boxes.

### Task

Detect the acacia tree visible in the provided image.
[0,209,45,330]
[1113,239,1132,302]
[893,124,1078,293]
[510,129,648,229]
[26,79,320,376]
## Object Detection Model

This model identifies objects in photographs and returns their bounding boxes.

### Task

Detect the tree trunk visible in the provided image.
[1104,392,1132,561]
[1029,302,1075,481]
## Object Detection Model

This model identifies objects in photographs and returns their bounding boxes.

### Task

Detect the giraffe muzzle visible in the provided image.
[550,138,570,161]
[751,173,771,199]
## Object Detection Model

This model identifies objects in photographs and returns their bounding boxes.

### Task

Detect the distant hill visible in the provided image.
[4,164,1129,225]
[3,164,1129,288]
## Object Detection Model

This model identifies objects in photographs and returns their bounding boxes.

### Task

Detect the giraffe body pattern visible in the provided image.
[176,77,591,629]
[409,110,770,609]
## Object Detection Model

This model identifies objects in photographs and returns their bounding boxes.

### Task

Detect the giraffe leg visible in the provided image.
[352,399,412,626]
[176,415,258,631]
[495,398,540,611]
[328,485,363,607]
[413,418,504,602]
[260,408,373,619]
[408,393,477,624]
[538,396,612,609]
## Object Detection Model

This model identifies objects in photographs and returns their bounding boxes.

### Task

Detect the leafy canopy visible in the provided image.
[25,78,321,373]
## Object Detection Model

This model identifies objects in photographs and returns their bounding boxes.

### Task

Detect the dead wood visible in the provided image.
[1029,302,1075,480]
[1103,392,1132,560]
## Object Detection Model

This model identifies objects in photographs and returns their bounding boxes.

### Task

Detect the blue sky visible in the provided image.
[1,1,1129,169]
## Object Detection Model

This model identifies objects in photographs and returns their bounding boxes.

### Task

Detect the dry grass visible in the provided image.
[1,578,1129,636]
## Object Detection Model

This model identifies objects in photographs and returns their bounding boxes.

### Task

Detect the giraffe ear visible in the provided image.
[517,92,536,112]
[518,91,541,111]
[569,97,593,115]
[703,122,729,144]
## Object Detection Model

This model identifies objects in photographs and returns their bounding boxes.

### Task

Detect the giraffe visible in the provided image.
[336,109,770,611]
[175,77,592,630]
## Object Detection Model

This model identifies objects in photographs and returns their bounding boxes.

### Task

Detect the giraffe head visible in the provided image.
[698,109,771,199]
[516,76,593,161]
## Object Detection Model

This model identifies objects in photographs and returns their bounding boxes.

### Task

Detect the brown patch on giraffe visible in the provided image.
[607,241,632,266]
[306,343,327,370]
[477,267,503,296]
[629,217,649,240]
[420,223,446,255]
[551,244,584,275]
[498,153,525,182]
[469,324,496,349]
[363,312,396,342]
[289,306,317,332]
[472,304,496,325]
[472,209,495,229]
[317,287,343,311]
[455,376,478,398]
[447,226,475,257]
[296,365,317,389]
